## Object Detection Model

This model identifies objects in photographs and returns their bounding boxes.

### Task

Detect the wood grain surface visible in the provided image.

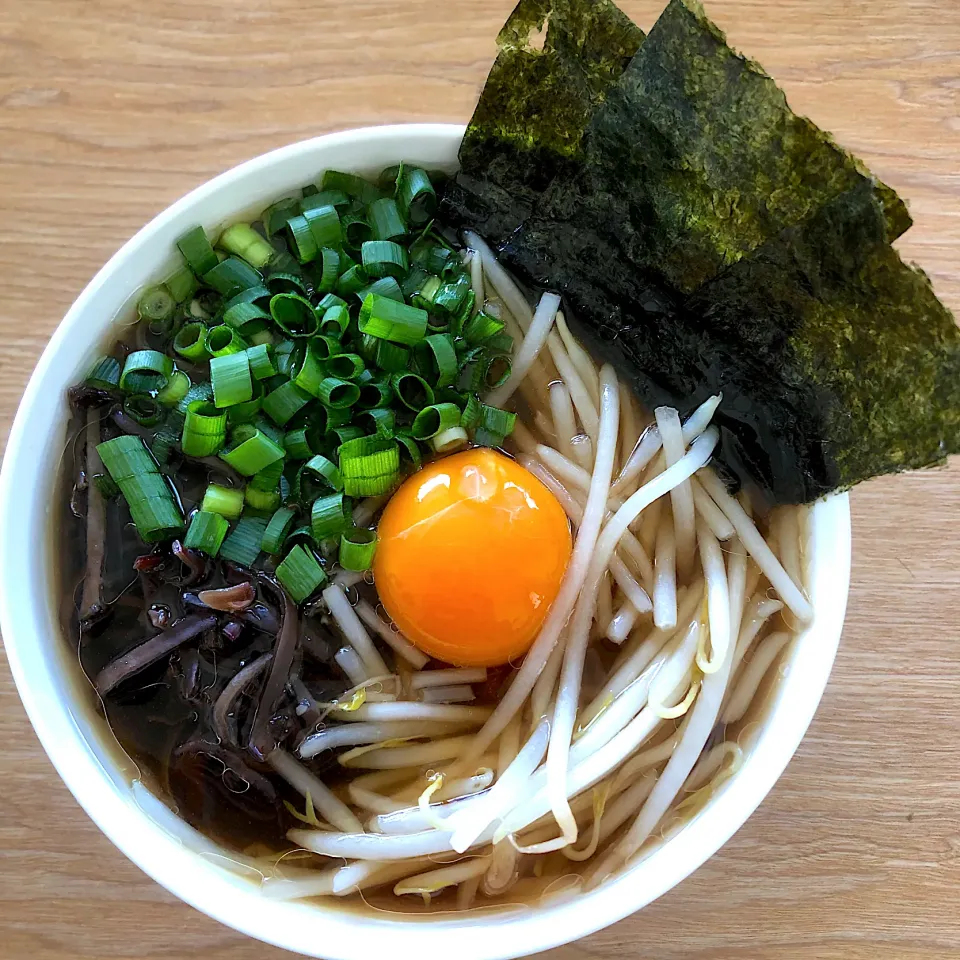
[1,1,959,958]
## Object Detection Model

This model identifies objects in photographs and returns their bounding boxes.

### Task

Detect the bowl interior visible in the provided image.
[0,123,851,960]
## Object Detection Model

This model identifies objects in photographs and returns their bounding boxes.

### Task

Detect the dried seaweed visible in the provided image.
[443,0,960,503]
[447,0,644,240]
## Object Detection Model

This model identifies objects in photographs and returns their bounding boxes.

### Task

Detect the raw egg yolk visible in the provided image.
[373,449,572,667]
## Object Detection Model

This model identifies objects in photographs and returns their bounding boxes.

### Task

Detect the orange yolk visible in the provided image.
[373,449,572,668]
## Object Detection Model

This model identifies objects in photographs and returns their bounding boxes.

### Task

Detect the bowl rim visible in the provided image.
[0,122,851,960]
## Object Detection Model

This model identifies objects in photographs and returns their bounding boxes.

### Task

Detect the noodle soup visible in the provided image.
[60,165,812,910]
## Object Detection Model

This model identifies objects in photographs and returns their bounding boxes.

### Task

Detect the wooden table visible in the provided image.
[1,1,958,957]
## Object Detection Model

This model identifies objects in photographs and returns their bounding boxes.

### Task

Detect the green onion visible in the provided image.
[96,435,183,543]
[375,341,410,374]
[165,265,199,304]
[120,350,173,394]
[339,528,378,572]
[411,402,463,440]
[328,423,365,447]
[219,516,268,567]
[336,264,368,297]
[92,472,121,499]
[264,198,299,239]
[359,295,427,346]
[412,275,442,311]
[262,381,311,426]
[211,353,253,408]
[338,436,400,497]
[249,328,274,347]
[322,170,381,204]
[262,506,298,554]
[317,377,360,409]
[301,454,343,492]
[173,322,211,362]
[483,354,512,390]
[474,403,517,447]
[432,426,469,454]
[325,353,365,380]
[303,188,349,210]
[411,240,453,275]
[219,223,275,270]
[341,212,373,252]
[203,257,262,297]
[138,284,176,322]
[224,284,272,308]
[451,291,477,336]
[201,483,245,520]
[316,247,340,293]
[276,544,327,604]
[156,370,191,407]
[182,400,227,456]
[286,214,318,263]
[415,333,458,387]
[357,375,393,409]
[397,167,437,225]
[463,311,506,344]
[391,371,435,411]
[184,510,229,556]
[246,343,277,380]
[358,276,404,303]
[205,325,249,358]
[401,265,429,300]
[224,300,271,336]
[246,460,284,512]
[270,293,320,338]
[461,394,482,429]
[177,225,219,275]
[302,204,341,249]
[151,430,179,466]
[279,426,314,460]
[220,424,285,476]
[267,271,309,296]
[395,431,423,470]
[434,273,472,315]
[311,493,352,539]
[177,381,213,416]
[484,332,514,355]
[245,485,280,512]
[368,197,407,241]
[226,379,264,425]
[123,395,165,426]
[361,240,408,279]
[86,356,120,390]
[359,406,396,438]
[320,304,351,339]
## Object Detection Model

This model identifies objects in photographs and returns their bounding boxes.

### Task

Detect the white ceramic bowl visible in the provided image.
[0,124,851,960]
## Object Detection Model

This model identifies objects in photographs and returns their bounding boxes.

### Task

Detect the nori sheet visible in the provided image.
[442,0,960,504]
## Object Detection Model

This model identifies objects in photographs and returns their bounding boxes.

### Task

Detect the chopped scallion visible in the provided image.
[339,527,378,572]
[338,436,400,497]
[201,483,245,520]
[311,492,352,539]
[219,516,268,567]
[219,424,285,476]
[96,435,183,542]
[276,544,327,604]
[211,353,253,408]
[262,506,298,554]
[219,223,276,270]
[184,510,229,556]
[182,400,228,456]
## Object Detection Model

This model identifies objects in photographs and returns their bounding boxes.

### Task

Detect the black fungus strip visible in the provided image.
[95,614,217,696]
[248,580,299,761]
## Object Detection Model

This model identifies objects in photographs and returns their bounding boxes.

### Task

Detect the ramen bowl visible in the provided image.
[0,124,851,959]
